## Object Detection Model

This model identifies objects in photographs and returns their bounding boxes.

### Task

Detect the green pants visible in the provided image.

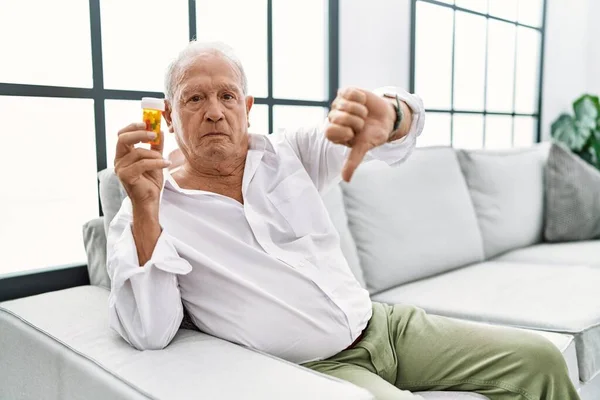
[303,303,579,400]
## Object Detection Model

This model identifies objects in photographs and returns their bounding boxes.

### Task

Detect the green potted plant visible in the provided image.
[551,94,600,170]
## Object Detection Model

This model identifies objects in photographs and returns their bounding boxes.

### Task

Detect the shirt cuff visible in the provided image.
[108,224,192,306]
[373,86,426,142]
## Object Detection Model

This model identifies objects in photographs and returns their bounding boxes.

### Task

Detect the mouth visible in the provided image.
[203,132,227,138]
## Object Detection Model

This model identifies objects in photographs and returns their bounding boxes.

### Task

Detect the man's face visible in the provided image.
[165,52,253,163]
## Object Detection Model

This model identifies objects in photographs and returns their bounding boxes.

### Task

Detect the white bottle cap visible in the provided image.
[141,97,165,111]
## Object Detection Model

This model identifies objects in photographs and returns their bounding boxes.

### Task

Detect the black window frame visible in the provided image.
[409,0,548,145]
[0,0,339,301]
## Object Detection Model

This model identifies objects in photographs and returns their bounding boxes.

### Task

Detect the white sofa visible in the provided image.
[1,143,598,399]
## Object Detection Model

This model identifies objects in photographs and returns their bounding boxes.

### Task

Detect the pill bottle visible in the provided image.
[141,97,165,146]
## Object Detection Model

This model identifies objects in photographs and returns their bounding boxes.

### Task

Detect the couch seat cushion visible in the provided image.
[0,286,493,400]
[372,261,600,382]
[0,286,373,400]
[494,241,600,266]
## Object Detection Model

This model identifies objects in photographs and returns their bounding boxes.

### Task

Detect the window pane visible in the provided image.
[485,115,513,149]
[488,0,518,21]
[105,100,178,166]
[486,20,516,112]
[453,12,486,111]
[273,106,327,134]
[455,0,487,13]
[417,112,452,147]
[196,0,268,98]
[453,114,484,149]
[0,0,92,87]
[514,27,541,114]
[415,3,454,109]
[0,97,98,275]
[273,0,328,101]
[250,104,270,135]
[513,116,537,147]
[518,0,543,27]
[101,0,189,92]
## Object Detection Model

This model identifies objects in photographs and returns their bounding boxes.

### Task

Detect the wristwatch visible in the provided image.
[383,92,404,139]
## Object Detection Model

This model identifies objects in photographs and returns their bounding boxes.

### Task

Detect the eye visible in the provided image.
[189,95,201,103]
[223,93,235,101]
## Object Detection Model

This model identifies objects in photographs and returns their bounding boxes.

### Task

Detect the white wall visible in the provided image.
[541,0,591,140]
[340,0,596,141]
[586,0,600,96]
[339,0,411,90]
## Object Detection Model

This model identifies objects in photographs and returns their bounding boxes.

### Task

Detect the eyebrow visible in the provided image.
[180,82,242,97]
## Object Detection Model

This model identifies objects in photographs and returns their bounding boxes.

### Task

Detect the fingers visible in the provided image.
[118,122,146,135]
[328,109,365,134]
[115,121,164,160]
[327,88,369,145]
[118,159,171,182]
[115,147,164,170]
[325,123,354,145]
[330,97,368,119]
[338,87,367,105]
[342,141,370,182]
[115,130,159,160]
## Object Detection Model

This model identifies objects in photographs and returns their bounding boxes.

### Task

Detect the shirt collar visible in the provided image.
[248,133,275,154]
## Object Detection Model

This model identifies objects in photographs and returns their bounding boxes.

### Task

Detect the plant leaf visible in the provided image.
[578,149,595,166]
[551,114,589,151]
[573,95,599,130]
[591,130,600,171]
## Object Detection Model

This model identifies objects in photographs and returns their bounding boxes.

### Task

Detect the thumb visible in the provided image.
[342,141,370,182]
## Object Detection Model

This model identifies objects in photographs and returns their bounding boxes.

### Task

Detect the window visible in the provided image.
[411,0,546,149]
[0,0,339,278]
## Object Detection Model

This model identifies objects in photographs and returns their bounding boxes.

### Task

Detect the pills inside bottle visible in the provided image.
[141,97,165,146]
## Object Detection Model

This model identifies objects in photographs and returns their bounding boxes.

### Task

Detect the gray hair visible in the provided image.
[164,40,248,101]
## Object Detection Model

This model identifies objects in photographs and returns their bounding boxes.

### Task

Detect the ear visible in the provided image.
[162,100,175,133]
[245,96,254,113]
[245,96,254,128]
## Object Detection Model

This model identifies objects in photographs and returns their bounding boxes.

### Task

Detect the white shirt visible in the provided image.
[107,87,425,364]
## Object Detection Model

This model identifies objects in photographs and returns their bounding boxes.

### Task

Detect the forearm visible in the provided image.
[132,204,162,266]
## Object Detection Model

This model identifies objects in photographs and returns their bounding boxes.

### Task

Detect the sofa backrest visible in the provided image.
[98,168,127,236]
[341,147,485,294]
[456,143,550,259]
[83,217,110,289]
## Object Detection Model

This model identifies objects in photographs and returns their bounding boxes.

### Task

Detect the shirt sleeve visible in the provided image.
[106,198,193,350]
[274,87,425,193]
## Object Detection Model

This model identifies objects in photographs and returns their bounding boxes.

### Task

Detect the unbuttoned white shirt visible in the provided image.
[107,87,425,363]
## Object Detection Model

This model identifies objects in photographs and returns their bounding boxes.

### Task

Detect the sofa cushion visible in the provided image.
[321,185,366,288]
[82,217,110,289]
[342,147,484,294]
[544,143,600,242]
[98,168,127,236]
[494,241,600,266]
[373,261,600,382]
[0,286,373,400]
[456,144,550,259]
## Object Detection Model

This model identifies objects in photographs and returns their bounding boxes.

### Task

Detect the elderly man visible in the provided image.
[108,41,579,400]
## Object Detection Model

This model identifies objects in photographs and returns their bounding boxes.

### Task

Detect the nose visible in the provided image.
[205,98,224,123]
